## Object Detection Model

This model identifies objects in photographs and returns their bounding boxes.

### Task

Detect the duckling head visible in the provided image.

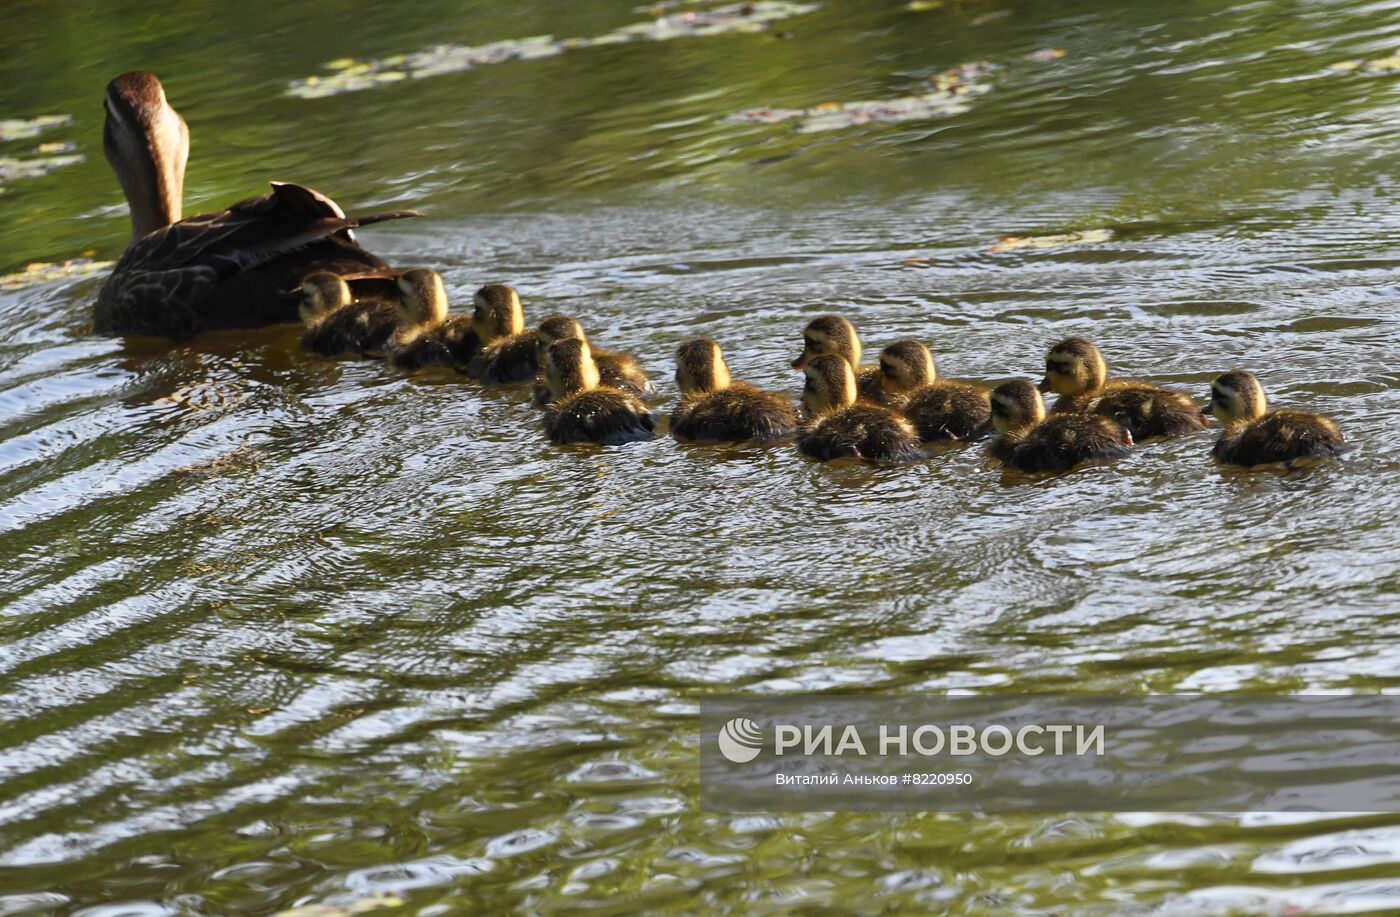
[536,315,586,365]
[793,316,861,370]
[802,354,858,417]
[1040,337,1106,396]
[675,338,732,396]
[1205,370,1267,425]
[545,337,601,400]
[472,284,523,345]
[990,379,1047,434]
[298,271,351,325]
[879,341,936,397]
[396,269,448,326]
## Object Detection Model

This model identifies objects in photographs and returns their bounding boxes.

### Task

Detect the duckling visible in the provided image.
[797,355,925,464]
[530,316,653,405]
[792,316,886,403]
[542,338,655,445]
[388,269,481,371]
[297,271,400,358]
[878,341,993,442]
[1039,337,1208,440]
[988,379,1133,474]
[1205,370,1345,467]
[466,284,539,384]
[670,338,800,442]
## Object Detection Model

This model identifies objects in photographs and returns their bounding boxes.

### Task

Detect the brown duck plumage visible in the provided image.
[92,71,419,339]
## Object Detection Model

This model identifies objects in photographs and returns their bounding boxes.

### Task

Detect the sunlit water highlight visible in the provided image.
[3,0,1400,912]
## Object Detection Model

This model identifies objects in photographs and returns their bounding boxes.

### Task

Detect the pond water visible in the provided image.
[3,0,1400,913]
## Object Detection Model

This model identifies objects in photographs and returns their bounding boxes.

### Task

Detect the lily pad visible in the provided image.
[1328,50,1400,74]
[987,229,1113,253]
[0,257,114,292]
[0,115,73,142]
[286,2,819,99]
[728,61,993,133]
[0,153,84,181]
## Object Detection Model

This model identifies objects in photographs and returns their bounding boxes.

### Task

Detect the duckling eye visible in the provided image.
[1047,359,1068,373]
[880,361,895,377]
[803,336,817,350]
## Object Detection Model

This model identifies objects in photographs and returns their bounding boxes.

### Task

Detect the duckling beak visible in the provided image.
[791,355,807,370]
[1037,378,1052,393]
[1121,428,1134,446]
[281,286,303,300]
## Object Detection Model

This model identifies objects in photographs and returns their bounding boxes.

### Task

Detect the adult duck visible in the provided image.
[93,70,420,339]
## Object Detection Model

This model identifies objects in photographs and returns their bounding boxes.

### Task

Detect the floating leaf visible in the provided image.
[274,894,404,917]
[1025,48,1066,61]
[969,10,1011,24]
[729,61,993,133]
[0,115,73,142]
[987,229,1113,253]
[907,0,945,10]
[286,2,819,99]
[901,257,931,265]
[1329,52,1400,74]
[0,257,114,292]
[0,153,84,181]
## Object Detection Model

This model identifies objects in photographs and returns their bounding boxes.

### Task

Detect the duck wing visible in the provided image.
[94,182,420,338]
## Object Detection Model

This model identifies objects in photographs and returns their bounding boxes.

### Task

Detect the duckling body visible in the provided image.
[792,315,884,404]
[471,331,539,384]
[877,341,992,442]
[530,316,652,405]
[670,338,799,442]
[1206,371,1345,467]
[797,355,924,464]
[674,384,800,442]
[989,379,1132,473]
[391,321,479,371]
[386,269,481,371]
[545,390,657,445]
[297,272,400,359]
[542,338,655,445]
[302,303,400,358]
[1041,338,1207,441]
[903,383,994,442]
[800,404,926,463]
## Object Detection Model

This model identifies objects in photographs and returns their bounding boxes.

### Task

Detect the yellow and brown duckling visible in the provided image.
[988,379,1133,474]
[797,355,925,464]
[1205,370,1345,467]
[467,284,539,384]
[878,341,993,442]
[297,271,401,358]
[388,269,481,371]
[792,316,886,404]
[530,316,653,405]
[1040,337,1208,441]
[670,338,800,442]
[542,338,656,445]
